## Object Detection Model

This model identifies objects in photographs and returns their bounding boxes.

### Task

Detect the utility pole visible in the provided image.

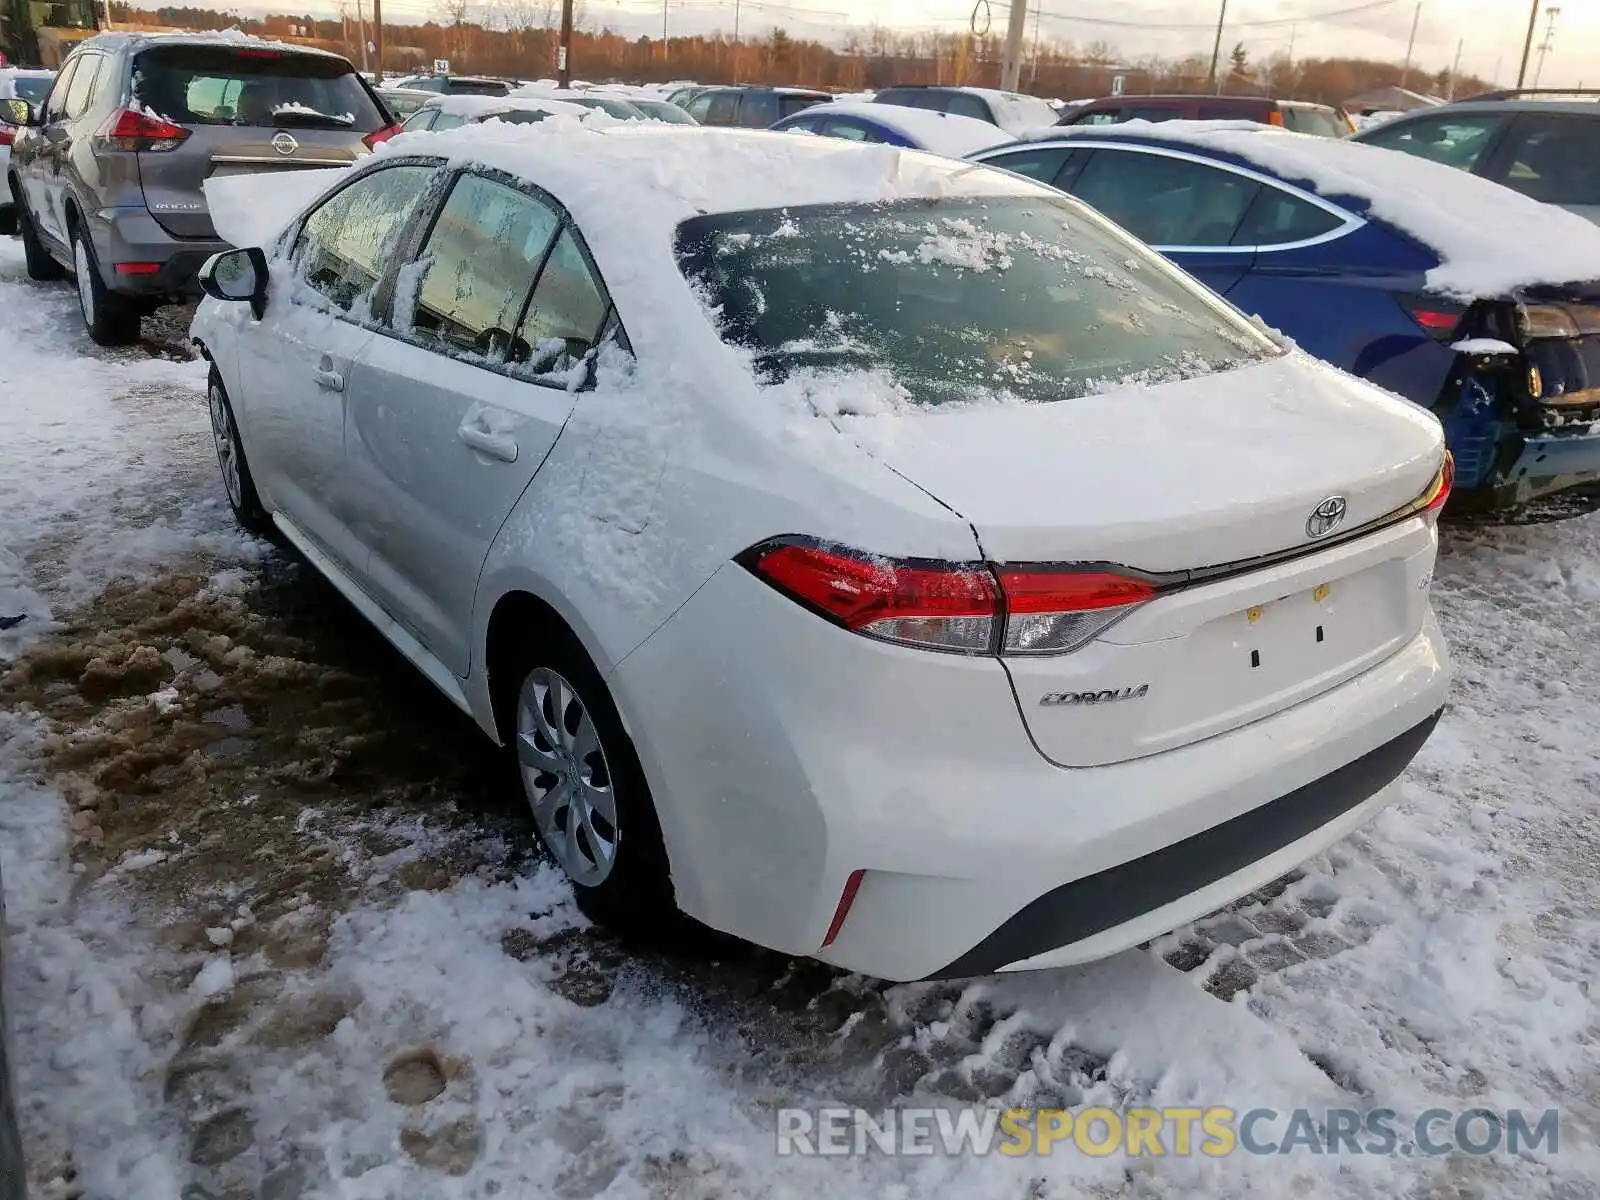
[558,0,574,86]
[1517,0,1540,88]
[661,0,668,60]
[372,0,382,82]
[1000,0,1028,91]
[355,0,369,73]
[1028,0,1041,87]
[1447,36,1462,100]
[1206,0,1228,94]
[732,0,740,83]
[1399,0,1420,89]
[1533,5,1559,88]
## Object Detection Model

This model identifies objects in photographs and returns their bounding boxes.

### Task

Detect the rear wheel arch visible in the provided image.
[484,590,596,744]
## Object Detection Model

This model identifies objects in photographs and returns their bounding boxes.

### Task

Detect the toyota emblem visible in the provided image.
[1306,495,1348,539]
[271,132,298,156]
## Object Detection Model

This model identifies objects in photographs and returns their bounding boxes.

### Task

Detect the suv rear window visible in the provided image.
[677,197,1279,408]
[132,45,384,132]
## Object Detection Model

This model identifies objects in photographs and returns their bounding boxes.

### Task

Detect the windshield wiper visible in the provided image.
[265,110,356,129]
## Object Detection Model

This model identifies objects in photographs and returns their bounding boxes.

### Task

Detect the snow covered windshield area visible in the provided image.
[677,196,1280,408]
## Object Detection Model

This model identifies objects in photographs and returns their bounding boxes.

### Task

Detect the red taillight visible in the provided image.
[0,126,14,148]
[996,568,1156,655]
[363,123,402,148]
[95,108,189,152]
[741,539,1157,656]
[1420,453,1454,520]
[114,262,161,275]
[821,869,865,949]
[1400,294,1466,340]
[745,541,997,653]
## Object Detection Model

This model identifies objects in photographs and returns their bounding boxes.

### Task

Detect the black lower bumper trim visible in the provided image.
[928,710,1442,980]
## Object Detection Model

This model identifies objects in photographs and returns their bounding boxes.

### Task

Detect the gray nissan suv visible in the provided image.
[2,32,394,345]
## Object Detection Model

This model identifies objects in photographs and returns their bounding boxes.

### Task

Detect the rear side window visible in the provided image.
[132,45,386,133]
[1357,113,1506,170]
[980,146,1081,187]
[943,92,992,122]
[739,92,779,127]
[292,164,436,314]
[61,53,100,119]
[1232,187,1344,247]
[1069,108,1123,126]
[399,172,563,360]
[400,108,437,132]
[778,94,824,119]
[820,117,876,142]
[1068,150,1261,246]
[1491,115,1600,206]
[444,79,508,96]
[515,228,610,379]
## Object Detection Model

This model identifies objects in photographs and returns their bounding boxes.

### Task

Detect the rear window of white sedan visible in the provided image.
[676,196,1280,408]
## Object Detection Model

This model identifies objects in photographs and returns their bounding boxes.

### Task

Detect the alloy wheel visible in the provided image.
[208,384,243,508]
[73,237,95,328]
[515,667,619,886]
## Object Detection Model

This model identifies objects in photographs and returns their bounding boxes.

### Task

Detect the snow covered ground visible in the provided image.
[1,234,1598,1198]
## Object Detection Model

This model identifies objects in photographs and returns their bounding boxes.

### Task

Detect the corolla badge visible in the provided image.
[1306,495,1348,539]
[271,132,298,156]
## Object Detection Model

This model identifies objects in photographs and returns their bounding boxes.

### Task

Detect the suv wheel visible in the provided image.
[11,186,65,282]
[503,631,676,935]
[70,223,140,347]
[207,370,271,535]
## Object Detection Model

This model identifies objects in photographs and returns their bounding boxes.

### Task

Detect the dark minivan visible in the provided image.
[680,86,829,128]
[3,32,394,346]
[1061,95,1353,136]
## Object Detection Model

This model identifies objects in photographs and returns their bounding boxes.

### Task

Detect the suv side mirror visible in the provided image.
[198,247,269,319]
[0,99,37,127]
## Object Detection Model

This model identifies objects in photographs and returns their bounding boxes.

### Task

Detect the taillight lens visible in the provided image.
[364,123,402,149]
[743,541,998,653]
[740,539,1156,656]
[1417,453,1454,521]
[996,568,1154,655]
[1400,293,1467,340]
[95,108,189,152]
[0,126,14,147]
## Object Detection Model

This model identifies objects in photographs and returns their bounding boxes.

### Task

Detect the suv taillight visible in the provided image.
[739,539,1156,656]
[94,108,189,152]
[363,123,402,149]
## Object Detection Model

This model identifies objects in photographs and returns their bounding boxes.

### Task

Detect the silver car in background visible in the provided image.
[3,32,393,346]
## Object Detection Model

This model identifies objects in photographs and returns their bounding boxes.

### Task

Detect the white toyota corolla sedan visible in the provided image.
[191,121,1451,982]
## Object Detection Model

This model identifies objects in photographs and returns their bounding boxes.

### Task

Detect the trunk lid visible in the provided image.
[131,44,382,241]
[841,352,1446,767]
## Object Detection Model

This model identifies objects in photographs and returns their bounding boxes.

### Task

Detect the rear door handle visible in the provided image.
[312,367,344,392]
[457,423,518,462]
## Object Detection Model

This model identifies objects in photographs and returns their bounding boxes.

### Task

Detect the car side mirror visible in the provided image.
[0,98,37,127]
[198,247,269,319]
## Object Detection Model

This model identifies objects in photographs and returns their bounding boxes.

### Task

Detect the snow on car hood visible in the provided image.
[1059,121,1600,300]
[811,350,1445,570]
[204,167,351,250]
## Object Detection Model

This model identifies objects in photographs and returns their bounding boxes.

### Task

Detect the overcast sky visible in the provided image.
[322,0,1591,89]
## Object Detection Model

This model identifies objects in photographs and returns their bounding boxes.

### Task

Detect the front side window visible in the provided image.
[676,196,1280,409]
[778,94,824,119]
[684,91,717,121]
[43,58,79,122]
[400,108,437,132]
[398,172,562,360]
[61,53,100,119]
[1068,149,1261,246]
[704,92,739,124]
[131,45,386,132]
[1280,107,1345,137]
[1357,113,1506,171]
[739,92,779,127]
[944,92,991,122]
[1070,109,1123,126]
[292,164,437,314]
[820,117,875,142]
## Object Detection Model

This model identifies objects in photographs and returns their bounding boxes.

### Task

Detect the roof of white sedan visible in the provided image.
[420,93,589,119]
[1043,119,1600,299]
[799,100,1014,157]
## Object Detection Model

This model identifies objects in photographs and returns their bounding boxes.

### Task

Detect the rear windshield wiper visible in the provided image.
[264,109,357,129]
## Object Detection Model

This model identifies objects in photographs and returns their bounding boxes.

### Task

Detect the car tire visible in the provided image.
[501,628,677,936]
[70,221,140,347]
[206,369,272,536]
[12,187,65,282]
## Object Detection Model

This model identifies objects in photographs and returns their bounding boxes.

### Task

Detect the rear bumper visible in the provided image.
[611,562,1451,982]
[87,206,228,298]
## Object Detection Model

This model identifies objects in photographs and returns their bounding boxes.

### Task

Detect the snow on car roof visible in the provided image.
[424,93,589,119]
[1052,120,1600,298]
[798,100,1014,158]
[78,27,345,59]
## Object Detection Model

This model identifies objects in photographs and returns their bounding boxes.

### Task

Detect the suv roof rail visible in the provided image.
[1463,87,1600,102]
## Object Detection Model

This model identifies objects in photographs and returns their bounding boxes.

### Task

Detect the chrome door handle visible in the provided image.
[457,423,518,462]
[312,367,344,392]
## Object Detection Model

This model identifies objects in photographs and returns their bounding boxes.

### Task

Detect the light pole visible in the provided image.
[1399,0,1420,89]
[1517,0,1541,88]
[1206,0,1228,94]
[1533,5,1560,88]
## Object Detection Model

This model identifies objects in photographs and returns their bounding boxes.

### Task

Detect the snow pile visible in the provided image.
[205,166,348,249]
[1059,121,1600,299]
[792,100,1015,157]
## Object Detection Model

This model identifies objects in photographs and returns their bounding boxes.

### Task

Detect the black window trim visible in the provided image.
[377,163,625,392]
[990,140,1362,254]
